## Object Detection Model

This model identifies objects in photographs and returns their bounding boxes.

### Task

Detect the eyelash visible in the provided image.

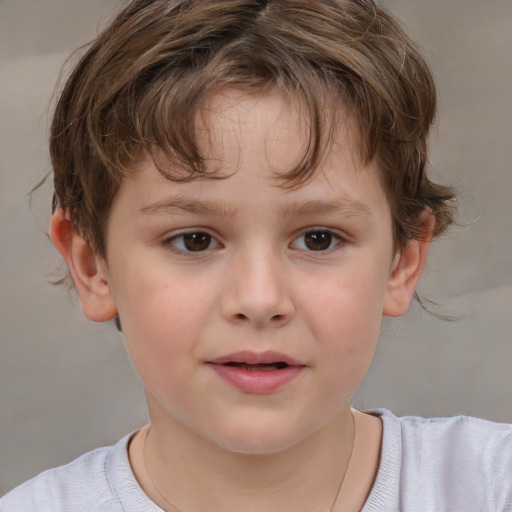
[291,228,345,253]
[161,230,221,253]
[161,228,346,254]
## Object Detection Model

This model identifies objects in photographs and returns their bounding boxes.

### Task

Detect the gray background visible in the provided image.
[1,0,511,496]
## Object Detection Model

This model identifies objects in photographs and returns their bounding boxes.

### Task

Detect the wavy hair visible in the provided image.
[51,0,455,258]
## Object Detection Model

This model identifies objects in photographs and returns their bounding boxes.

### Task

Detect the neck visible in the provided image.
[130,399,356,512]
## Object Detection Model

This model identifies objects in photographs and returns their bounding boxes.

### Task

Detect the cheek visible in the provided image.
[301,263,387,379]
[113,253,208,327]
[111,264,213,382]
[304,259,387,333]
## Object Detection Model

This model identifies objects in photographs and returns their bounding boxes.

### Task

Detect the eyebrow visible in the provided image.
[140,197,371,219]
[140,197,238,217]
[281,198,371,218]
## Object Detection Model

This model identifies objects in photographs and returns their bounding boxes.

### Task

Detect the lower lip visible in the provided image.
[208,364,304,394]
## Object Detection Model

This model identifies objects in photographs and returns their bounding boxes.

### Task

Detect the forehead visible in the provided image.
[116,88,390,225]
[192,87,363,180]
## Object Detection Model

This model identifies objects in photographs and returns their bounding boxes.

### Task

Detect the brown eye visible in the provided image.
[164,231,219,253]
[182,232,213,251]
[304,231,333,251]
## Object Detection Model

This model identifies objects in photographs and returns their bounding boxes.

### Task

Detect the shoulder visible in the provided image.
[397,411,512,481]
[0,433,150,512]
[364,409,512,512]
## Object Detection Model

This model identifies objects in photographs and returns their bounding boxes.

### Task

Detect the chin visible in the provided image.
[209,419,312,456]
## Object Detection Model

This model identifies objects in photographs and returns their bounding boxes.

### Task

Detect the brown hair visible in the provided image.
[51,0,455,258]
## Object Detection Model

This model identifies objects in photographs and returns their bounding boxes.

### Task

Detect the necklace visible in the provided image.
[142,411,356,512]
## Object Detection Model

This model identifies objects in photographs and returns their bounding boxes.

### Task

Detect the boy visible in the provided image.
[1,0,511,511]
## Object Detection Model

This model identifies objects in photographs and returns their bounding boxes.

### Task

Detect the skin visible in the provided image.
[50,88,432,511]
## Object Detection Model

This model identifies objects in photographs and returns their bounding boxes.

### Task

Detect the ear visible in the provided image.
[382,213,435,318]
[49,208,118,322]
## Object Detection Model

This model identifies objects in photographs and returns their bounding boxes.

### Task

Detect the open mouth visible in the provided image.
[223,362,289,371]
[208,352,303,392]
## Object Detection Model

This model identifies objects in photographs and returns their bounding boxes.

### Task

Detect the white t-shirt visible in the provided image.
[1,409,512,511]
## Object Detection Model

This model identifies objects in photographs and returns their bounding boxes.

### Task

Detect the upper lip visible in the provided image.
[207,350,305,367]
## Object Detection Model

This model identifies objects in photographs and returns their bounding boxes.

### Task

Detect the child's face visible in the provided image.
[96,89,409,454]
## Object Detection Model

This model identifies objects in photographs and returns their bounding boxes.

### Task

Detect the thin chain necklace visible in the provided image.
[142,411,356,512]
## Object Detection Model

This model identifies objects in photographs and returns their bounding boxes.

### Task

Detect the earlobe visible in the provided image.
[49,208,118,322]
[382,214,434,318]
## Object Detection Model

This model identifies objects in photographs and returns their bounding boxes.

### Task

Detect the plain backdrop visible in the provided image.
[1,0,511,496]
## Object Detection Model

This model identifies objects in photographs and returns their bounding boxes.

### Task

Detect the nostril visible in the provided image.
[226,301,294,326]
[232,312,284,323]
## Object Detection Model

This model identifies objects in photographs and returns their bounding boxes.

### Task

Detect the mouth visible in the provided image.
[206,351,305,393]
[222,361,290,371]
[207,350,304,369]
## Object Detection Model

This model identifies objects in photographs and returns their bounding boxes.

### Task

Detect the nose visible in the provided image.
[220,248,295,327]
